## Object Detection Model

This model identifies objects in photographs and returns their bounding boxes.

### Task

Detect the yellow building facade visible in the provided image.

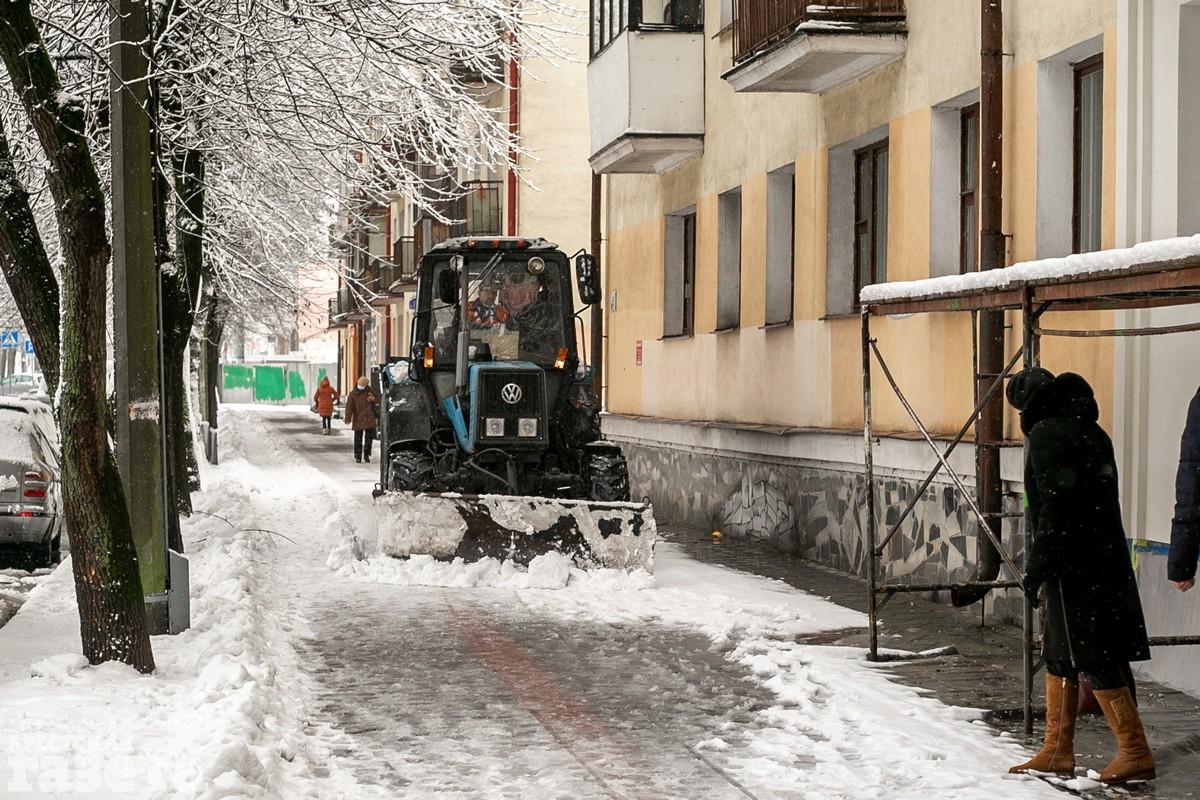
[589,0,1124,616]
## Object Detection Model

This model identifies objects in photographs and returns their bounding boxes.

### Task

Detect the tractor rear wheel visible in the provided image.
[586,450,631,502]
[389,450,435,492]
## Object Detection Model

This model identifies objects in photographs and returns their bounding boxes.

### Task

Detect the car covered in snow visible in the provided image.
[0,397,63,568]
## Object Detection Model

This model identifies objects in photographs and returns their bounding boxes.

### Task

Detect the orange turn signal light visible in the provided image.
[423,344,435,369]
[553,347,568,370]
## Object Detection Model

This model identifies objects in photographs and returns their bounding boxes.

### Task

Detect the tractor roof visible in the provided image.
[429,236,560,254]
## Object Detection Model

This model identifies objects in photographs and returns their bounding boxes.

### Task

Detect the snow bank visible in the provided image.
[861,233,1200,304]
[0,434,363,798]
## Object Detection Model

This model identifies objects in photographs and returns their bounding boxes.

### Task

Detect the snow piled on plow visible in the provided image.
[335,551,588,590]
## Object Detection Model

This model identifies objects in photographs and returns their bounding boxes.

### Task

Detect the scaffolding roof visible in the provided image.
[860,235,1200,315]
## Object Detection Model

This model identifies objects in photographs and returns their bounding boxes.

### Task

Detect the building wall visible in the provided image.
[1112,0,1200,697]
[603,0,1118,439]
[595,1,1134,624]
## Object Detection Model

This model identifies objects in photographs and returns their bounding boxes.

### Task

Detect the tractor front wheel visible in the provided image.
[389,450,435,492]
[586,450,631,502]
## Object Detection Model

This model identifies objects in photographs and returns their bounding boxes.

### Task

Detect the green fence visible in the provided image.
[221,362,336,406]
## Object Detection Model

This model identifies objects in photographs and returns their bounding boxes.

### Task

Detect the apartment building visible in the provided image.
[590,0,1116,592]
[329,0,595,393]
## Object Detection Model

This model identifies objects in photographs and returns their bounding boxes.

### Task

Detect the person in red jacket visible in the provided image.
[312,377,339,435]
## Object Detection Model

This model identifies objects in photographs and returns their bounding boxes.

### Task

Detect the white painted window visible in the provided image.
[1074,55,1103,254]
[1035,36,1102,259]
[765,164,795,325]
[663,208,697,337]
[826,125,888,316]
[716,187,742,330]
[932,95,980,277]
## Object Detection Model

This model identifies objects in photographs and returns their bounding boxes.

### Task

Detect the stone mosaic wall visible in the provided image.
[619,438,1027,623]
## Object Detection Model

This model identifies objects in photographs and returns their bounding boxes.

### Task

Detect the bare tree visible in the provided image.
[0,0,569,669]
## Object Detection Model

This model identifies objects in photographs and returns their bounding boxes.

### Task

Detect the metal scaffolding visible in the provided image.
[860,252,1200,735]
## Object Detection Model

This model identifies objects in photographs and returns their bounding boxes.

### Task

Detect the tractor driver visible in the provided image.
[468,277,518,359]
[467,278,509,329]
[502,272,562,362]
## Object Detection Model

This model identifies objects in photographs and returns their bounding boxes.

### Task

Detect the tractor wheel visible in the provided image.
[389,450,435,492]
[586,450,631,502]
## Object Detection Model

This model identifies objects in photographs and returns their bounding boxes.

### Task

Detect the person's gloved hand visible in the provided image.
[1023,573,1042,608]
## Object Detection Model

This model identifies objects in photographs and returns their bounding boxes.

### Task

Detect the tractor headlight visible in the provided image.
[518,418,538,438]
[485,417,505,437]
[527,256,546,275]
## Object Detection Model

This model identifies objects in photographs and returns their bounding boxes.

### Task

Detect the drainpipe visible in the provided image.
[953,0,1005,608]
[590,172,604,402]
[506,51,519,236]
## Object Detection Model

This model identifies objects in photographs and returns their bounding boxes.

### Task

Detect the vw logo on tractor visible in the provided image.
[501,383,523,405]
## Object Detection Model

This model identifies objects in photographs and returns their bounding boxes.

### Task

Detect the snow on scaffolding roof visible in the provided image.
[859,234,1200,306]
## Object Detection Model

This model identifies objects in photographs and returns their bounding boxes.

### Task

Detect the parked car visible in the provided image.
[0,373,46,397]
[0,397,63,568]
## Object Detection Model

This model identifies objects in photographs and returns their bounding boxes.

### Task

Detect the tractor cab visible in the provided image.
[373,236,653,571]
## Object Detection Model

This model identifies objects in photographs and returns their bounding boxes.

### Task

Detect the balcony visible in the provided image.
[334,285,371,322]
[723,0,906,94]
[450,180,503,238]
[382,235,417,292]
[587,0,705,174]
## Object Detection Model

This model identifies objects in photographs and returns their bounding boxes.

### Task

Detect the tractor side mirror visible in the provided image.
[437,269,460,305]
[575,254,600,306]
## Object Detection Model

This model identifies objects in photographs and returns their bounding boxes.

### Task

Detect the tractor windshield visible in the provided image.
[430,257,567,365]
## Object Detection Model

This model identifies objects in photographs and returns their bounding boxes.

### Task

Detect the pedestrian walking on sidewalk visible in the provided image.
[1169,386,1199,593]
[313,377,339,435]
[343,376,378,464]
[1006,368,1154,785]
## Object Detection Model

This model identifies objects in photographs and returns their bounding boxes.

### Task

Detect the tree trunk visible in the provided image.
[0,1,154,672]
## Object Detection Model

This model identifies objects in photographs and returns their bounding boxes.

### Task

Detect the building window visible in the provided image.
[663,210,696,337]
[765,165,795,325]
[716,187,742,330]
[1073,55,1103,254]
[959,105,979,273]
[854,140,889,298]
[591,0,704,58]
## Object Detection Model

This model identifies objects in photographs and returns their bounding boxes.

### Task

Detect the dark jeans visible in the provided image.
[321,415,332,430]
[354,428,376,461]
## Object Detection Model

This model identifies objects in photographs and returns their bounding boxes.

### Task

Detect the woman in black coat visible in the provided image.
[1169,387,1200,592]
[1007,369,1154,784]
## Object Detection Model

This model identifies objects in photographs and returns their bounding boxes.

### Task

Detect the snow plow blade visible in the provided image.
[372,491,656,571]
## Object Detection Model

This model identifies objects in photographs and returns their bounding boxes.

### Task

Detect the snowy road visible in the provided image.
[0,406,1061,799]
[240,407,1059,800]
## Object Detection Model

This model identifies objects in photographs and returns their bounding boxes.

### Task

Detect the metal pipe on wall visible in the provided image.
[591,172,604,401]
[953,0,1007,608]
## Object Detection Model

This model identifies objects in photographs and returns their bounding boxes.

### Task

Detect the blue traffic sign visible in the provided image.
[23,337,34,354]
[0,330,17,350]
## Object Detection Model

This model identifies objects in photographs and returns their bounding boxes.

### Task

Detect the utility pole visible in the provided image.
[111,0,170,634]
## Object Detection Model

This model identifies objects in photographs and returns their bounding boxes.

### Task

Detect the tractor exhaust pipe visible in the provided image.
[454,254,470,396]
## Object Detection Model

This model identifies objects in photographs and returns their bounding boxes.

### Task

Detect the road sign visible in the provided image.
[23,337,34,355]
[0,330,17,350]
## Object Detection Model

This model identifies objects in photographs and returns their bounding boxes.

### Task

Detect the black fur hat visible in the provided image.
[1006,367,1055,411]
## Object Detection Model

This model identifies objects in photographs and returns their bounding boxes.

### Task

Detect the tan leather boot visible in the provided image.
[1095,687,1156,784]
[1010,675,1078,776]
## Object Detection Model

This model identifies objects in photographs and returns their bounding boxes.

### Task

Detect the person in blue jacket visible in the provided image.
[1170,387,1200,593]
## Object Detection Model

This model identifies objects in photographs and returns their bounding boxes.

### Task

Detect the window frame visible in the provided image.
[1072,53,1104,255]
[716,187,743,331]
[764,165,796,326]
[853,139,889,304]
[663,209,697,338]
[590,0,705,59]
[681,211,697,337]
[959,104,979,274]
